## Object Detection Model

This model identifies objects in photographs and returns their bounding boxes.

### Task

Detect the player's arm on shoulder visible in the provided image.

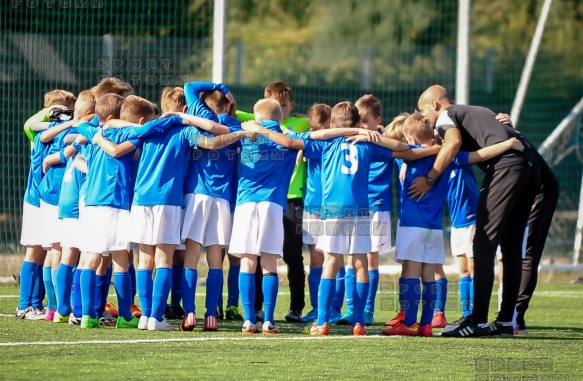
[196,130,254,150]
[241,121,304,150]
[73,154,88,174]
[172,113,230,135]
[92,129,135,158]
[39,119,79,143]
[468,137,523,163]
[102,119,140,130]
[392,145,441,161]
[42,150,65,174]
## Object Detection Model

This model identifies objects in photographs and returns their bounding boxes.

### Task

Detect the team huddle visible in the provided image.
[16,78,545,337]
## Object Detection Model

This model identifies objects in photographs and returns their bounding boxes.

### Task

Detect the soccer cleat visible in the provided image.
[44,308,55,321]
[351,323,367,336]
[15,306,31,319]
[25,307,46,320]
[488,320,515,338]
[298,308,318,323]
[308,322,330,336]
[105,302,119,318]
[284,310,302,323]
[261,321,280,334]
[130,304,142,318]
[241,320,258,334]
[328,310,342,324]
[179,312,197,332]
[364,310,374,326]
[147,317,175,331]
[203,315,219,332]
[138,316,149,330]
[418,324,433,337]
[431,312,448,328]
[80,315,100,329]
[69,314,81,326]
[116,315,139,329]
[514,314,528,336]
[384,310,404,326]
[440,316,490,337]
[225,306,243,321]
[336,310,353,325]
[217,306,224,320]
[53,311,69,323]
[100,311,117,326]
[382,321,419,336]
[255,310,264,322]
[164,304,185,320]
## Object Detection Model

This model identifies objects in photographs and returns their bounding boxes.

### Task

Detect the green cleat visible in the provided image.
[225,306,243,320]
[116,315,139,329]
[80,315,100,329]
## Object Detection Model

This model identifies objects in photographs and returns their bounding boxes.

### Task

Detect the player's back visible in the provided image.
[23,133,51,207]
[58,154,86,219]
[446,166,479,229]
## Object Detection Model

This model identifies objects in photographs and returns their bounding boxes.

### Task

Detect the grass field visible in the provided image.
[0,283,582,380]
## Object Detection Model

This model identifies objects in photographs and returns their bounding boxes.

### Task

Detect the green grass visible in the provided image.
[1,284,582,380]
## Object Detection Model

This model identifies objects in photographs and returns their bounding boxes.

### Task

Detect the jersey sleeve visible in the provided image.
[436,112,457,138]
[125,116,184,139]
[184,82,228,120]
[303,139,325,159]
[235,110,255,123]
[77,124,99,142]
[450,151,470,169]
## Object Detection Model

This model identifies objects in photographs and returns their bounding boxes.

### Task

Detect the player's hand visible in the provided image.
[358,128,381,142]
[509,137,524,151]
[241,121,261,133]
[92,129,103,144]
[408,176,431,202]
[225,92,235,105]
[80,114,95,123]
[496,113,513,127]
[346,135,369,145]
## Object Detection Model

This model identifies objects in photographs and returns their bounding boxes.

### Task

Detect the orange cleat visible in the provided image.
[418,324,433,337]
[384,310,404,326]
[431,312,448,328]
[105,302,119,318]
[261,321,280,334]
[203,315,218,332]
[308,322,330,336]
[351,323,367,336]
[241,320,258,334]
[130,304,142,318]
[179,312,197,332]
[382,321,419,336]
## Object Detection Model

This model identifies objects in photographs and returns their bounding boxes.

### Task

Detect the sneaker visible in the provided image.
[284,310,302,323]
[130,304,142,318]
[203,315,218,332]
[116,315,139,329]
[382,321,419,336]
[336,310,353,325]
[138,315,149,330]
[328,310,342,324]
[262,321,280,334]
[431,312,448,328]
[225,306,243,320]
[69,313,81,325]
[255,310,264,322]
[179,312,197,332]
[489,320,515,338]
[105,302,119,318]
[418,323,433,337]
[80,315,100,329]
[15,306,31,319]
[352,323,367,336]
[25,307,46,320]
[53,311,69,323]
[100,311,117,326]
[44,308,55,321]
[147,317,175,331]
[384,310,404,326]
[164,304,185,320]
[442,315,469,332]
[308,322,330,336]
[514,314,528,336]
[440,316,490,337]
[364,310,374,326]
[241,320,258,334]
[299,308,318,323]
[217,306,224,320]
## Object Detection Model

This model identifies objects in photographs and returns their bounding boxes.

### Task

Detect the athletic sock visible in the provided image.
[434,277,448,314]
[113,271,133,321]
[170,264,184,308]
[403,278,420,326]
[365,269,379,313]
[55,263,74,316]
[352,281,370,326]
[151,267,172,321]
[332,266,346,313]
[205,269,223,318]
[128,264,136,303]
[137,269,153,318]
[94,273,109,317]
[420,281,437,326]
[398,276,405,313]
[80,269,97,318]
[239,272,256,323]
[470,277,475,312]
[227,264,240,307]
[344,267,355,313]
[31,264,44,308]
[73,267,82,317]
[262,273,279,324]
[308,267,323,309]
[316,278,335,326]
[181,268,198,314]
[460,276,472,317]
[217,276,224,309]
[17,261,36,310]
[43,266,57,311]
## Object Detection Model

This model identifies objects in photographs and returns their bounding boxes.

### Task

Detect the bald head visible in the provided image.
[417,85,455,127]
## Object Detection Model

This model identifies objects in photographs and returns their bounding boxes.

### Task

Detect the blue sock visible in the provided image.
[80,269,97,318]
[31,264,44,308]
[73,267,82,317]
[113,271,133,321]
[94,273,109,317]
[239,272,256,323]
[398,276,405,312]
[205,269,223,318]
[332,267,346,313]
[18,261,36,310]
[434,278,448,313]
[43,266,57,311]
[316,278,335,326]
[151,268,172,321]
[308,267,322,309]
[181,268,198,314]
[470,277,474,313]
[56,263,74,316]
[460,276,472,317]
[128,264,136,303]
[421,281,437,326]
[344,268,355,312]
[365,269,379,313]
[171,264,184,307]
[70,265,77,307]
[218,276,224,308]
[51,268,57,295]
[262,274,279,324]
[137,269,153,317]
[352,281,369,326]
[403,278,421,326]
[227,264,240,307]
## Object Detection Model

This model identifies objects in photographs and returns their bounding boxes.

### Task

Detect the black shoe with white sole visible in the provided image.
[488,320,515,337]
[440,316,490,337]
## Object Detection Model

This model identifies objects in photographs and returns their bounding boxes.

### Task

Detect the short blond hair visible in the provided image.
[44,89,77,109]
[383,112,409,142]
[95,93,125,122]
[120,95,156,124]
[160,87,186,114]
[403,111,434,142]
[306,103,332,131]
[331,101,360,128]
[254,98,283,122]
[92,77,133,98]
[74,90,96,118]
[355,94,381,119]
[264,81,293,102]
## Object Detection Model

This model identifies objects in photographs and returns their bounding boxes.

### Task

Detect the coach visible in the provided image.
[409,85,541,337]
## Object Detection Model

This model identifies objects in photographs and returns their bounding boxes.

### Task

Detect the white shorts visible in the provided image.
[316,217,372,255]
[229,202,283,257]
[60,218,82,249]
[39,200,62,245]
[396,226,445,264]
[302,212,323,246]
[182,193,232,247]
[20,202,51,247]
[451,224,475,257]
[496,224,528,261]
[129,205,182,245]
[80,206,131,254]
[370,211,392,253]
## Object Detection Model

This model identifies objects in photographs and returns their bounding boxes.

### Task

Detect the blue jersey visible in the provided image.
[446,166,479,228]
[303,137,393,219]
[184,81,229,121]
[58,153,86,219]
[23,132,51,207]
[399,149,470,230]
[368,160,393,212]
[236,120,296,209]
